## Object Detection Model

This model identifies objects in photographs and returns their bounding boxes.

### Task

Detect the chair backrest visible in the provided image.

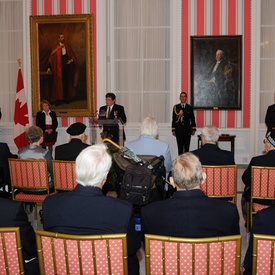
[52,160,76,191]
[252,233,275,275]
[8,158,49,192]
[0,227,25,274]
[9,158,51,220]
[35,230,128,275]
[249,166,275,229]
[251,166,275,199]
[201,165,237,203]
[145,234,242,275]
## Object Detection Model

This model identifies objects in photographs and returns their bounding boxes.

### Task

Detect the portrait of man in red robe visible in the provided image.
[32,16,93,117]
[47,33,79,106]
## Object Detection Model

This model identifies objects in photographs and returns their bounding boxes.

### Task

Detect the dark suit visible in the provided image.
[98,103,127,143]
[36,111,58,146]
[55,139,90,160]
[265,103,275,133]
[42,184,140,275]
[205,59,228,106]
[141,189,240,237]
[36,111,58,132]
[242,150,275,202]
[243,206,275,275]
[0,142,17,185]
[192,143,235,165]
[0,198,39,275]
[172,103,196,154]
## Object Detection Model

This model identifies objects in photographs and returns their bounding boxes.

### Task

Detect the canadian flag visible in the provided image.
[14,67,29,149]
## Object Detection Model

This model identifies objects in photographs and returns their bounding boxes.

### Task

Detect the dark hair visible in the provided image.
[180,92,187,97]
[105,93,116,100]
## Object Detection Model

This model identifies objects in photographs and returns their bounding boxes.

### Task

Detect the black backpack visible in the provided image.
[113,153,166,206]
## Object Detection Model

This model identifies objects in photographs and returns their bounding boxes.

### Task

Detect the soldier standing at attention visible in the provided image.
[172,92,196,155]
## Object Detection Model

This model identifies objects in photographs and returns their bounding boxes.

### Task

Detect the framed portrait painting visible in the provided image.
[190,35,242,110]
[30,14,94,117]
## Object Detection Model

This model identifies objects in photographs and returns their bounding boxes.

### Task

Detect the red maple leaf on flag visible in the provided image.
[14,99,29,125]
[14,67,29,149]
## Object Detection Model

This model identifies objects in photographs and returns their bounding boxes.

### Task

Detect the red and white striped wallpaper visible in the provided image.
[31,0,251,129]
[183,0,251,128]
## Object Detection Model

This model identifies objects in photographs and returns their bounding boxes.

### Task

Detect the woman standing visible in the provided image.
[36,100,58,153]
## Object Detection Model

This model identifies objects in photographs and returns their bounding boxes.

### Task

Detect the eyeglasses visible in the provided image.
[263,139,267,144]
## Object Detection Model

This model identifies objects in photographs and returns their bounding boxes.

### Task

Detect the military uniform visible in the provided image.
[172,103,196,155]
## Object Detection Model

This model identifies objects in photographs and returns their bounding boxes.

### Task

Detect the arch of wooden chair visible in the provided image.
[8,158,51,220]
[145,234,242,275]
[249,166,275,230]
[35,230,128,275]
[252,233,275,275]
[52,160,76,192]
[201,165,237,203]
[0,227,25,274]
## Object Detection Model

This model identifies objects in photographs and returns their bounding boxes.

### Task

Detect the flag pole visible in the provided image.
[14,58,29,149]
[17,58,22,68]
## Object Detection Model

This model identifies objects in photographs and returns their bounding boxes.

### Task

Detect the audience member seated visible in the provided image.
[0,142,17,195]
[241,130,275,221]
[141,152,240,238]
[125,116,172,178]
[242,205,275,275]
[191,125,235,165]
[18,125,54,193]
[42,144,141,275]
[0,198,39,274]
[55,122,90,160]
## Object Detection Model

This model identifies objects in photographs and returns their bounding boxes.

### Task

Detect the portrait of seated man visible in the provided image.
[194,49,239,108]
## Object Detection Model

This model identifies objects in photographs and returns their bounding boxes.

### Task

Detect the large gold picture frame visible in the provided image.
[30,14,94,117]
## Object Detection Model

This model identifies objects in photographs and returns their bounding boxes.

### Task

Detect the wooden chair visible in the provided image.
[252,233,275,275]
[8,158,52,219]
[249,166,275,230]
[145,234,242,275]
[35,230,128,275]
[201,165,237,203]
[52,160,76,192]
[0,227,25,274]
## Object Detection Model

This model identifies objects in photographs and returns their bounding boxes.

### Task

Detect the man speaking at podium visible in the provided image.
[99,93,127,144]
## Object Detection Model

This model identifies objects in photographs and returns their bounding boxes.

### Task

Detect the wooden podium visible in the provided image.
[91,118,124,146]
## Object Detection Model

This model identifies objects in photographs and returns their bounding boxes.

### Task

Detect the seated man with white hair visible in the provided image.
[191,125,235,165]
[42,144,141,275]
[125,116,172,177]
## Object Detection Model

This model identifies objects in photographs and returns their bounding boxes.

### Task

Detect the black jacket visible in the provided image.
[141,189,240,238]
[43,185,141,275]
[0,142,17,183]
[36,110,58,131]
[243,205,275,275]
[172,103,196,133]
[192,143,235,165]
[98,103,127,142]
[242,150,275,187]
[0,198,39,274]
[265,103,275,133]
[55,139,90,160]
